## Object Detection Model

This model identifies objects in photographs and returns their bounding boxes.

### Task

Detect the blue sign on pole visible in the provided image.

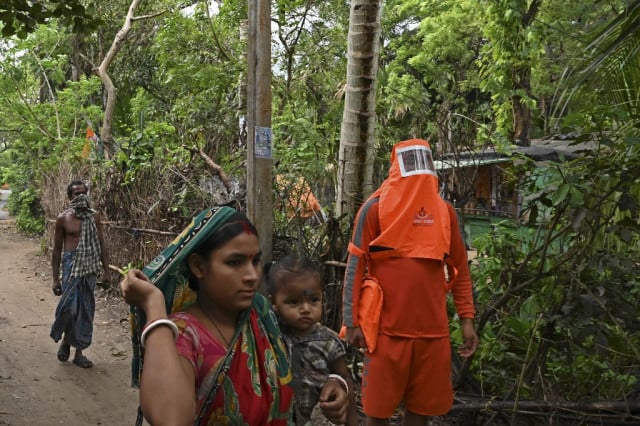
[255,126,272,159]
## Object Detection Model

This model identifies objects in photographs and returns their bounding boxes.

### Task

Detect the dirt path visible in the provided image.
[0,222,140,426]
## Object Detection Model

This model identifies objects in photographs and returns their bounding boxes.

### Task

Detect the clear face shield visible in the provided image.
[396,145,437,177]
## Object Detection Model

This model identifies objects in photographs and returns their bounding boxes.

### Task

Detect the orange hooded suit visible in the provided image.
[342,139,475,417]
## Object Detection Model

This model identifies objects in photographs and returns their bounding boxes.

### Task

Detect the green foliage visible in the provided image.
[0,26,104,228]
[466,129,640,401]
[6,187,45,234]
[0,0,101,38]
[115,119,179,185]
[115,2,246,180]
[380,0,489,151]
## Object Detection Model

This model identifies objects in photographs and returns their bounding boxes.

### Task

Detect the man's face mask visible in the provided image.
[396,145,436,177]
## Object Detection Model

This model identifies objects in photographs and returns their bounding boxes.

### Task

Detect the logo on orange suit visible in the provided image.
[413,207,434,226]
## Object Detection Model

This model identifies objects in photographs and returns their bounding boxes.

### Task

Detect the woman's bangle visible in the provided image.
[140,318,179,348]
[327,374,349,394]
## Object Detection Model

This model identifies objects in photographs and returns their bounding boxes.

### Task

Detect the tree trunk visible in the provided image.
[336,0,381,220]
[96,0,165,158]
[95,0,142,159]
[512,69,532,147]
[510,0,540,147]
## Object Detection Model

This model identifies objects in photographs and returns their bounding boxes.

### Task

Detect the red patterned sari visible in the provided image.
[172,294,293,425]
[129,207,293,425]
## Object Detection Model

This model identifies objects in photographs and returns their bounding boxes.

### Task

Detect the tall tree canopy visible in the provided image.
[0,0,100,38]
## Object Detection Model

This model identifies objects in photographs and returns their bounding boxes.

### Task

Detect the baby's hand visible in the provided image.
[318,377,348,424]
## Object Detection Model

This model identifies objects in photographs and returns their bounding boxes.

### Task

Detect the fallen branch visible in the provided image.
[450,398,640,415]
[46,219,179,236]
[106,224,179,236]
[184,144,232,193]
[324,260,347,268]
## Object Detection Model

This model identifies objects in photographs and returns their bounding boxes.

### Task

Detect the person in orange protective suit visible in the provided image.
[276,175,326,224]
[342,139,479,426]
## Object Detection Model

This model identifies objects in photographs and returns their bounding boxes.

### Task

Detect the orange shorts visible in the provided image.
[360,335,453,418]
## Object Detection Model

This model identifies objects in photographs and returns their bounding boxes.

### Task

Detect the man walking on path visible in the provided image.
[51,180,109,368]
[342,139,479,425]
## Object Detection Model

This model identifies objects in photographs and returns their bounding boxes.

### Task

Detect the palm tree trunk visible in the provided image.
[336,0,381,220]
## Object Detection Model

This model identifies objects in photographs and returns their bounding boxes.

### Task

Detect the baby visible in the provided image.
[266,256,358,426]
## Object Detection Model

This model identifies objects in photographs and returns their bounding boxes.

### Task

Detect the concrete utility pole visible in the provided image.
[247,0,273,263]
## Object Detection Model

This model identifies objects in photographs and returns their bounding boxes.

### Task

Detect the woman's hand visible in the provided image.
[120,269,164,314]
[120,270,194,424]
[318,377,348,424]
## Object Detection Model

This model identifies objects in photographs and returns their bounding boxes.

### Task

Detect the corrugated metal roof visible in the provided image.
[435,157,509,170]
[434,139,596,170]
